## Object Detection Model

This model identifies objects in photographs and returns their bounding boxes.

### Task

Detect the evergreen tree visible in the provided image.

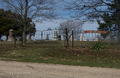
[0,9,17,40]
[97,0,120,41]
[0,9,36,40]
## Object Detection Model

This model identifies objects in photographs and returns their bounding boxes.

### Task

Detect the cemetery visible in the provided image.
[1,28,107,41]
[0,29,120,69]
[0,27,117,48]
[0,31,120,69]
[0,1,120,78]
[0,28,110,48]
[0,29,119,78]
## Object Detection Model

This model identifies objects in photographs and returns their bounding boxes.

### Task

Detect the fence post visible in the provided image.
[14,37,16,48]
[72,30,74,48]
[41,31,43,40]
[0,32,2,46]
[65,28,69,47]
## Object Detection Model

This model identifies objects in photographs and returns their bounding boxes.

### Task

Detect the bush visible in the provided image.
[91,41,110,51]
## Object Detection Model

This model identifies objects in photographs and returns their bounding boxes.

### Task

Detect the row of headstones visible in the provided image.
[80,33,99,41]
[7,29,99,41]
[7,28,60,41]
[7,29,31,41]
[46,32,99,41]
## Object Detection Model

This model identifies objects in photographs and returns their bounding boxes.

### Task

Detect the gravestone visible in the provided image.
[53,28,58,40]
[94,38,99,41]
[80,33,83,41]
[61,35,63,40]
[28,34,31,41]
[83,37,87,41]
[7,29,14,41]
[46,34,49,40]
[69,35,73,41]
[94,33,99,41]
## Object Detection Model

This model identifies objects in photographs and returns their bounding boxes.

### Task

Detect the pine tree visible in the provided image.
[97,0,120,41]
[0,9,36,40]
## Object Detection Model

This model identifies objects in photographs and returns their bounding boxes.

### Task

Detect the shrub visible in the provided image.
[91,41,110,51]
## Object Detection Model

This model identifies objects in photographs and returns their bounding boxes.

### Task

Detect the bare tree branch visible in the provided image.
[2,0,57,46]
[59,20,84,40]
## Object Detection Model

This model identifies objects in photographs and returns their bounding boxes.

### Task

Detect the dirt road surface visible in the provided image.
[0,61,120,78]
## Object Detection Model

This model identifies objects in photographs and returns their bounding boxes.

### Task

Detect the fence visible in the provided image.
[0,28,118,48]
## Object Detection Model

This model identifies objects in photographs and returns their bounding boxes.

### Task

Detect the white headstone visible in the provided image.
[61,35,63,40]
[53,27,58,40]
[94,33,99,41]
[80,33,83,41]
[83,37,87,41]
[69,35,73,41]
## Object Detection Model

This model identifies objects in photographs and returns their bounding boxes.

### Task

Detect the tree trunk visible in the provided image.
[0,35,1,41]
[22,25,26,46]
[118,20,120,45]
[22,0,28,46]
[118,0,120,45]
[72,30,74,48]
[65,28,69,47]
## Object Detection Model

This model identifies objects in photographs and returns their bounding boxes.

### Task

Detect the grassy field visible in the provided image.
[0,40,118,48]
[0,41,120,69]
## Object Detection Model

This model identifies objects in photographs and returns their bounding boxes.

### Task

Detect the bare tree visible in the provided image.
[59,20,83,47]
[2,0,57,46]
[63,0,108,20]
[63,0,120,44]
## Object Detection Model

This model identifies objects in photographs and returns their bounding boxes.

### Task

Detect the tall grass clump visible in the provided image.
[91,41,110,51]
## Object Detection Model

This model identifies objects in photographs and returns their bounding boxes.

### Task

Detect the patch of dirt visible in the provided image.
[0,61,120,78]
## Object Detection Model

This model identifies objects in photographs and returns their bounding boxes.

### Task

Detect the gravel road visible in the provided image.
[0,61,120,78]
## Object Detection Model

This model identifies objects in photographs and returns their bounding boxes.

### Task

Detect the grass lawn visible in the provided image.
[0,43,120,69]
